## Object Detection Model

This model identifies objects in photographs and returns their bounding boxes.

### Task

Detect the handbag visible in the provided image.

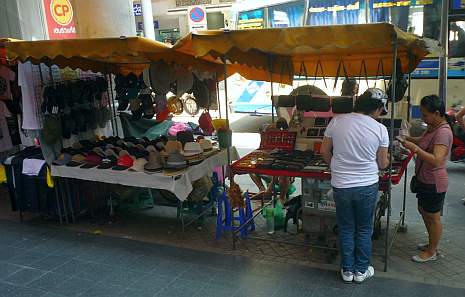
[410,124,448,194]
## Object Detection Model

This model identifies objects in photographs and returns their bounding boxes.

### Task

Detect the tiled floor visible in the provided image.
[1,143,465,295]
[0,220,464,297]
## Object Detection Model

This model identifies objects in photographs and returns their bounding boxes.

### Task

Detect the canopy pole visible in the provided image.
[268,55,275,123]
[222,56,235,250]
[385,37,398,273]
[401,53,413,231]
[215,74,222,119]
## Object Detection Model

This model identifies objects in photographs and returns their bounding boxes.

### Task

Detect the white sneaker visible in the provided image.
[341,270,354,283]
[354,266,375,283]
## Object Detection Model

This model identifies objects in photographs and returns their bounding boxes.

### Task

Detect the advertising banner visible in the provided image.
[43,0,77,39]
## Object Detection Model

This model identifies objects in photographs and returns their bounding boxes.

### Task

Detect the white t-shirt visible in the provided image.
[324,113,389,189]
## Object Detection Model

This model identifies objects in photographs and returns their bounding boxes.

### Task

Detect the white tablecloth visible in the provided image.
[51,147,239,201]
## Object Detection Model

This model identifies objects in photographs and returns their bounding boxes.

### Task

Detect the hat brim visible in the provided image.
[66,161,83,167]
[97,163,115,169]
[111,165,130,171]
[80,163,99,169]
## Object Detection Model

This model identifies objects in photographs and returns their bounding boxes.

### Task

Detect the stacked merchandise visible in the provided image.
[41,76,112,144]
[53,133,218,175]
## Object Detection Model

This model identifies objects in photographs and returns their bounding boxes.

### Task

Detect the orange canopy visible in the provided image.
[174,23,430,82]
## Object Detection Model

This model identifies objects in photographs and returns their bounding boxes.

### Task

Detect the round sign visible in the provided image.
[50,0,74,26]
[189,7,205,23]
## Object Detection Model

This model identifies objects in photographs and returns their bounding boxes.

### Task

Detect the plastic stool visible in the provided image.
[216,191,255,240]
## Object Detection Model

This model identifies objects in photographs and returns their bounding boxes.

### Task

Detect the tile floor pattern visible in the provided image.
[0,220,464,297]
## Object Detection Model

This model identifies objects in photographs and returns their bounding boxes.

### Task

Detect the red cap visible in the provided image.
[117,154,134,168]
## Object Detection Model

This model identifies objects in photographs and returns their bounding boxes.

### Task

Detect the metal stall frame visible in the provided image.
[229,32,414,272]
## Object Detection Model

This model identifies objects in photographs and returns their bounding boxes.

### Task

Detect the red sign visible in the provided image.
[43,0,77,39]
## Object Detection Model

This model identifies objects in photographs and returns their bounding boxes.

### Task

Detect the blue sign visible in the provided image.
[452,0,465,9]
[411,58,465,78]
[133,4,142,16]
[189,7,205,23]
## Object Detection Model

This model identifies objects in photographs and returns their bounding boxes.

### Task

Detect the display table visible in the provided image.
[52,147,239,201]
[230,149,413,190]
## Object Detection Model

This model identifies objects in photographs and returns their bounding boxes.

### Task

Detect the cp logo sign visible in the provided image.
[50,0,74,26]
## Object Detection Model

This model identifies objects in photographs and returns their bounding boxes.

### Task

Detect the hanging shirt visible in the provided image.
[0,101,13,152]
[0,65,15,100]
[18,62,48,130]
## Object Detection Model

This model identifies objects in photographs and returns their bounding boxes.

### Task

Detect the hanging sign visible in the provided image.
[43,0,77,39]
[188,6,208,32]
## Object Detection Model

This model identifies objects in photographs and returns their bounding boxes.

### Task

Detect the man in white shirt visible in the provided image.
[321,88,390,283]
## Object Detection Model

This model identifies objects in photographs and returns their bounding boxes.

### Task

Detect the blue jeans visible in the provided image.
[333,183,378,273]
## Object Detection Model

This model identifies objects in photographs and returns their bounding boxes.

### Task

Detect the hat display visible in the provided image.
[332,96,354,114]
[66,154,86,167]
[164,140,182,155]
[97,156,117,169]
[198,139,213,152]
[53,153,72,166]
[129,158,148,172]
[182,142,202,157]
[81,153,103,169]
[165,152,187,170]
[144,151,163,173]
[112,154,135,171]
[176,130,194,147]
[104,148,118,158]
[92,147,106,157]
[146,145,157,153]
[119,150,129,157]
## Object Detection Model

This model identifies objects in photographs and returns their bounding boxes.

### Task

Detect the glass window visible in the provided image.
[268,0,306,28]
[306,0,365,26]
[369,0,441,40]
[238,9,265,29]
[449,21,465,57]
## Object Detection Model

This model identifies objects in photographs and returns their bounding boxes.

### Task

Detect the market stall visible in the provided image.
[174,23,431,270]
[3,36,245,229]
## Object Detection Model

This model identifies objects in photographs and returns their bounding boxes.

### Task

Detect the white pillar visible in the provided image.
[141,0,155,40]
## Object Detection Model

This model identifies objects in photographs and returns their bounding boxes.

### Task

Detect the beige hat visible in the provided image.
[129,158,148,172]
[182,142,202,157]
[164,140,182,155]
[146,145,157,153]
[198,139,213,152]
[119,150,129,157]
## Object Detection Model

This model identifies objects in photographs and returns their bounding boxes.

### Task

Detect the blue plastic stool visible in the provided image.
[216,191,255,239]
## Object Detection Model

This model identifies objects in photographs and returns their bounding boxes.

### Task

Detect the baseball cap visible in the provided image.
[97,156,117,169]
[53,153,72,166]
[66,154,87,167]
[360,88,388,115]
[112,154,135,171]
[81,153,103,169]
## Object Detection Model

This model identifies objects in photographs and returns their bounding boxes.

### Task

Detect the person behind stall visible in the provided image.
[402,95,453,262]
[341,78,359,97]
[249,118,291,205]
[320,88,389,283]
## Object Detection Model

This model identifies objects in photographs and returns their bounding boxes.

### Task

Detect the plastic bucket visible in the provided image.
[218,131,232,148]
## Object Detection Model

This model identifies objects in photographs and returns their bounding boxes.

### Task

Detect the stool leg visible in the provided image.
[216,195,224,240]
[238,208,247,238]
[245,192,255,231]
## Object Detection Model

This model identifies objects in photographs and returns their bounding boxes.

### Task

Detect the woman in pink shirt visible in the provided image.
[403,95,453,263]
